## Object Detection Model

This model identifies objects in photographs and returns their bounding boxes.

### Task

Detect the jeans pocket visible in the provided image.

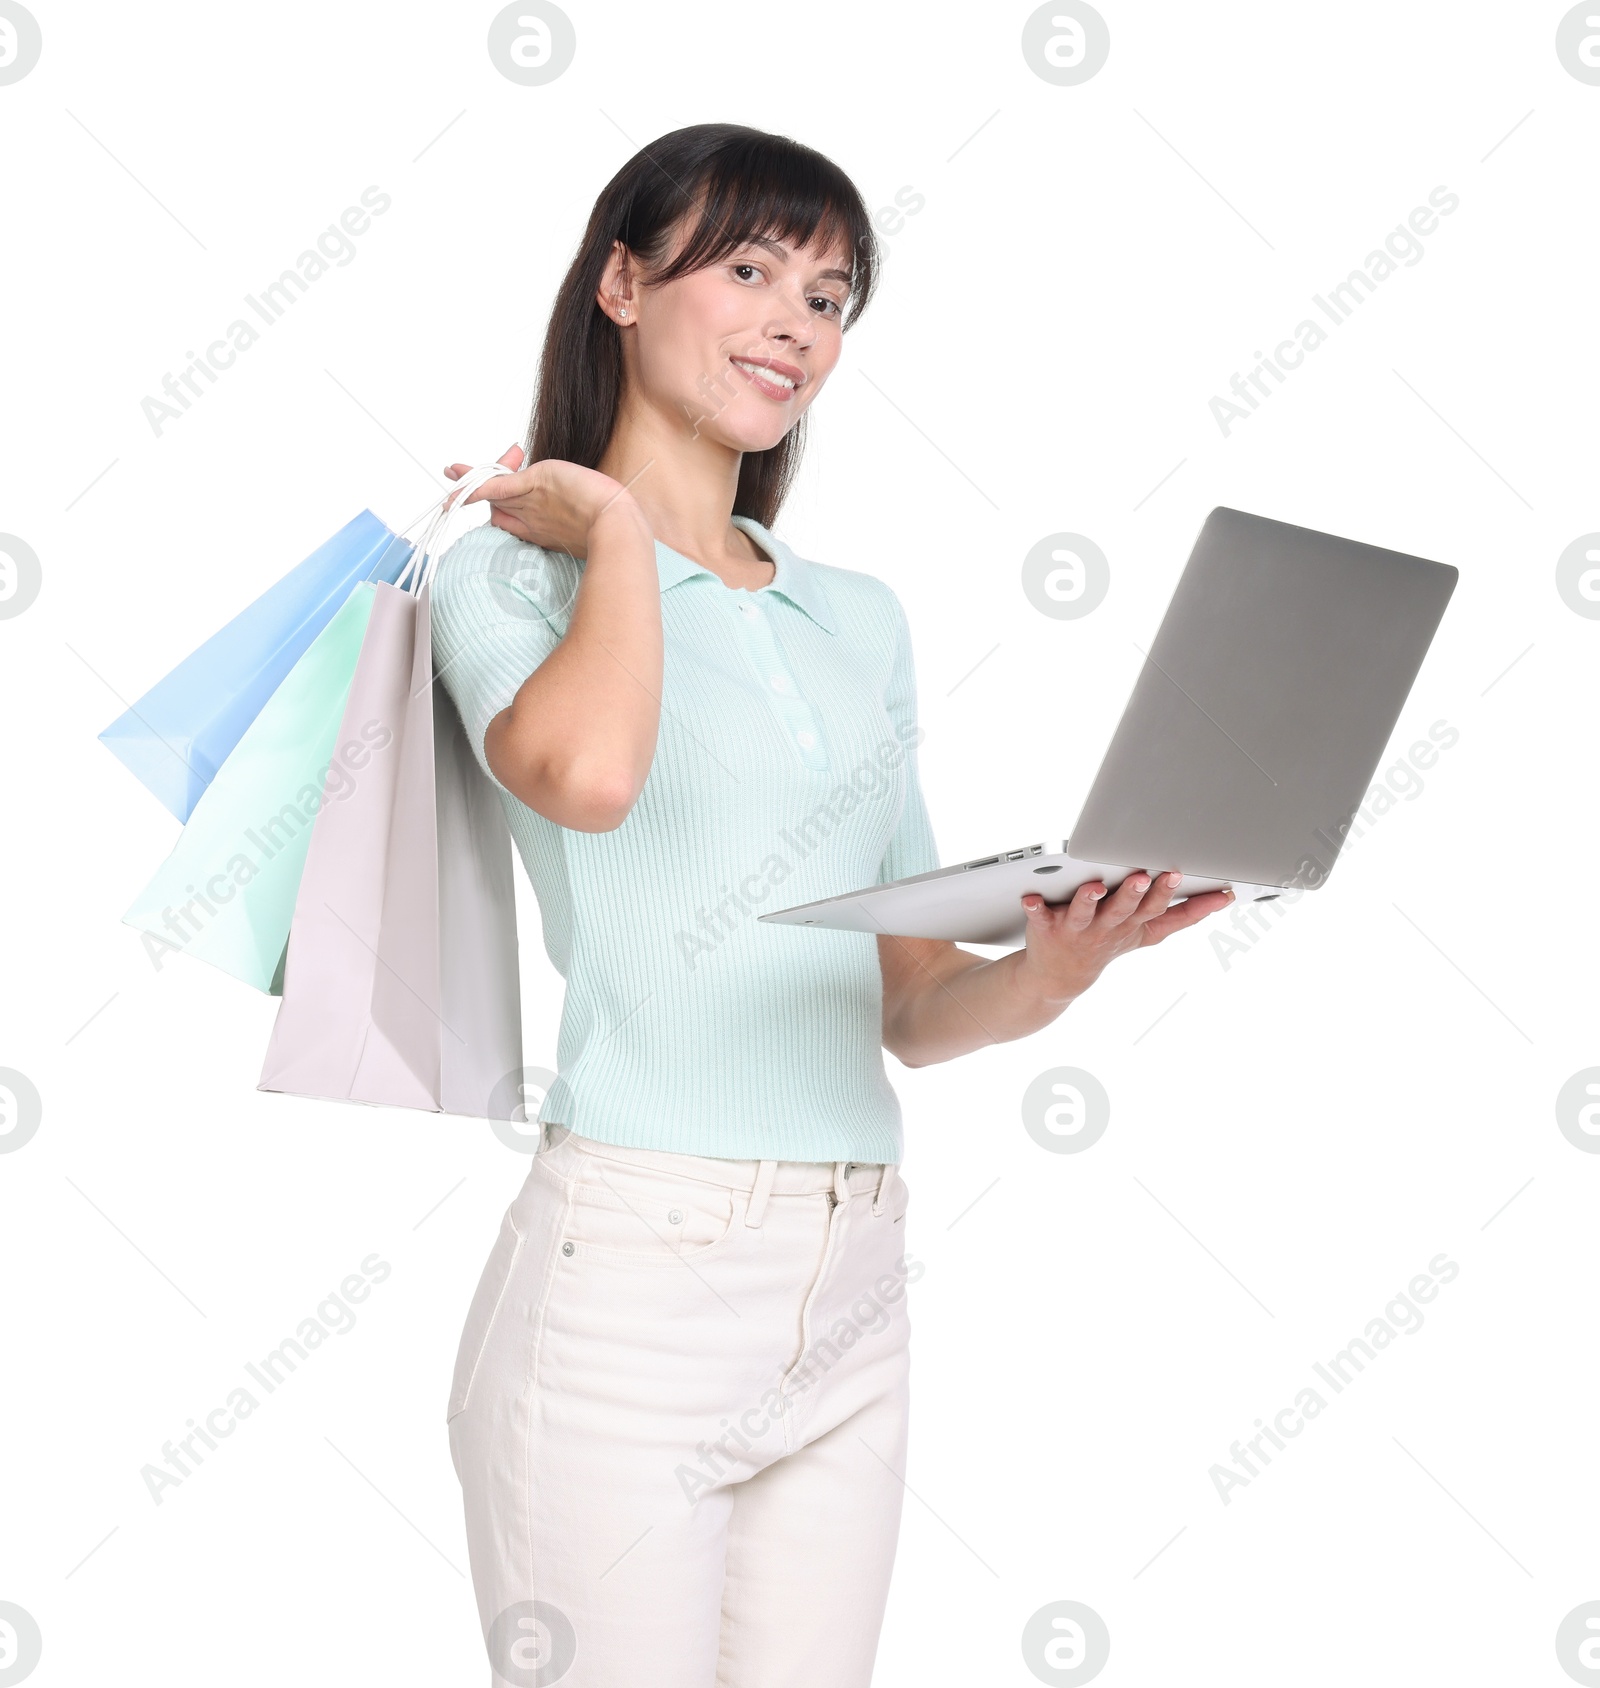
[446,1206,524,1422]
[564,1154,737,1264]
[889,1167,910,1223]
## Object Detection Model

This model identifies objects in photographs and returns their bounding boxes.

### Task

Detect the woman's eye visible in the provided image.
[732,263,762,282]
[810,296,844,318]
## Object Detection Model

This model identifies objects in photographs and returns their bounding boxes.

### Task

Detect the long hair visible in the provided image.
[527,123,880,528]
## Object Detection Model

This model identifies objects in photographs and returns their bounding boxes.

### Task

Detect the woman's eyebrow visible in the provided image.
[743,234,852,286]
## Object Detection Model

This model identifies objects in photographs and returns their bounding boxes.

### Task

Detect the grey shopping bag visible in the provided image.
[258,471,524,1118]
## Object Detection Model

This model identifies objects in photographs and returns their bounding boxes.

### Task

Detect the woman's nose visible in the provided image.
[767,298,818,345]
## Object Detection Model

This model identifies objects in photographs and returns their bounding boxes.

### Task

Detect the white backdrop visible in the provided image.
[3,1,1597,1683]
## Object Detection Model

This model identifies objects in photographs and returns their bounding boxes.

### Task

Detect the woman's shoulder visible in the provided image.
[432,519,553,582]
[795,549,913,639]
[429,521,577,626]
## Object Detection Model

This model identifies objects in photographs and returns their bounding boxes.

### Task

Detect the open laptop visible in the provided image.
[760,507,1459,946]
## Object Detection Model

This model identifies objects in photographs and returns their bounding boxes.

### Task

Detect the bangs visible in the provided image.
[631,130,878,327]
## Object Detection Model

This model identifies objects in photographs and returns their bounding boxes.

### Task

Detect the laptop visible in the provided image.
[760,507,1459,947]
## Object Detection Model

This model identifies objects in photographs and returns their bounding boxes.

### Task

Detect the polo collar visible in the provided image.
[654,516,836,635]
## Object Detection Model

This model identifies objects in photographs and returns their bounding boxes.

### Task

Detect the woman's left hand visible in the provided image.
[1014,870,1235,1004]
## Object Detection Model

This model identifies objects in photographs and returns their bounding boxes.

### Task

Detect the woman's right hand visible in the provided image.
[444,443,663,831]
[443,443,642,559]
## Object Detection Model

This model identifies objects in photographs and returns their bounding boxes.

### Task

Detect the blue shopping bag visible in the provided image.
[122,582,380,993]
[98,509,413,823]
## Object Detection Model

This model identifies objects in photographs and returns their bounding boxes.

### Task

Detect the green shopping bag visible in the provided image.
[123,584,377,991]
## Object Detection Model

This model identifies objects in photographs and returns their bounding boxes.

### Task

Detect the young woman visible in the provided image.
[431,122,1234,1687]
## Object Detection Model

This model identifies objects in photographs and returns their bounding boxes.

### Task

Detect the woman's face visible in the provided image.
[612,221,854,453]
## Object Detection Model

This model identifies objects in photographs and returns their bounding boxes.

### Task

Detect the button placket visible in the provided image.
[733,594,829,770]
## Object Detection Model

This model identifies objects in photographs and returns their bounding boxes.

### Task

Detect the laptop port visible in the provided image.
[967,856,1000,869]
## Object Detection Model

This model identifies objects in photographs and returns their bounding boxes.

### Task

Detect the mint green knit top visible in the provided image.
[428,515,940,1163]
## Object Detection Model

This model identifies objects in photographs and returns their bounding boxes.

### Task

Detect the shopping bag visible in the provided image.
[121,583,377,991]
[257,465,524,1118]
[99,509,414,823]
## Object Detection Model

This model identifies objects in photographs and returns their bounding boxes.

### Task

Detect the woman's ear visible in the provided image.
[595,238,636,326]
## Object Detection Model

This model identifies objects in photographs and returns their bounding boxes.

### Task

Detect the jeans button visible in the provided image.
[561,1241,575,1256]
[668,1208,684,1224]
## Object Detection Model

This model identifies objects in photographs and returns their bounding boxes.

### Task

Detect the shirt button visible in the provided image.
[740,600,759,616]
[797,730,817,749]
[769,674,795,695]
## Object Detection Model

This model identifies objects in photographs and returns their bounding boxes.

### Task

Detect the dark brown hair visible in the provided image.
[526,123,881,528]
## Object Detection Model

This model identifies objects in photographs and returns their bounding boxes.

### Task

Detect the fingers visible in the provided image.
[465,463,538,507]
[443,444,525,483]
[1096,869,1153,925]
[1140,870,1184,919]
[1103,868,1187,926]
[1028,869,1191,936]
[467,444,528,505]
[1143,886,1235,943]
[1056,878,1106,931]
[1024,891,1073,927]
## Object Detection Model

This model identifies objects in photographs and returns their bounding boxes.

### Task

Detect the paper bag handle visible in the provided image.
[393,462,520,597]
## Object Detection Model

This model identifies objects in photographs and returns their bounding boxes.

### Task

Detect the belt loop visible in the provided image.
[745,1159,778,1227]
[832,1160,852,1205]
[871,1162,889,1216]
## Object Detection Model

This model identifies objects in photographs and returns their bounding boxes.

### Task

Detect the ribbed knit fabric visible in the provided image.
[428,514,940,1163]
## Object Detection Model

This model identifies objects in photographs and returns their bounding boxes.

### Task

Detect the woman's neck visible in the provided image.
[595,393,774,588]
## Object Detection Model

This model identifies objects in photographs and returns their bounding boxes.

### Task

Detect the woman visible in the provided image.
[431,122,1234,1687]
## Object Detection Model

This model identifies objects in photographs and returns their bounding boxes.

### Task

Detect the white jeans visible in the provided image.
[447,1122,915,1687]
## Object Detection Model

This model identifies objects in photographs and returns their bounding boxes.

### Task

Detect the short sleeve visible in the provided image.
[428,522,572,795]
[875,588,941,886]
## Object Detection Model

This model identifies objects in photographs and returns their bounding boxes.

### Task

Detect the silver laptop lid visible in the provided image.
[1067,507,1458,890]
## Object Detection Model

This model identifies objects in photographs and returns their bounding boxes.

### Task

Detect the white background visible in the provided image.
[2,1,1597,1683]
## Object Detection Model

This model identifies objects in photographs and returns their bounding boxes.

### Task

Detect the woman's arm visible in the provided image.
[879,870,1235,1067]
[447,445,660,832]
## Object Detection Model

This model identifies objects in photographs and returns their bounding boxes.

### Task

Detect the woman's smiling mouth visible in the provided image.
[731,356,804,400]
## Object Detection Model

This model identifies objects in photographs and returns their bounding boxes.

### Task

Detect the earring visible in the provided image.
[619,305,627,318]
